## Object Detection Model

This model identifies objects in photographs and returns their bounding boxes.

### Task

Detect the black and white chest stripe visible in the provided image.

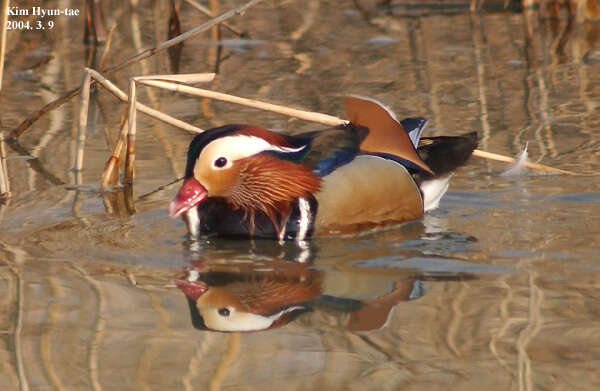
[187,196,319,241]
[282,196,317,242]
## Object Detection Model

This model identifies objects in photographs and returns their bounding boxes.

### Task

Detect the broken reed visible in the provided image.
[75,70,214,185]
[81,70,577,189]
[7,0,267,140]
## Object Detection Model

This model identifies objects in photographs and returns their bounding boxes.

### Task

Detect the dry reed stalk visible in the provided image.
[101,114,128,187]
[0,132,10,199]
[133,73,216,83]
[98,24,117,71]
[184,0,245,37]
[99,0,265,76]
[75,71,93,184]
[80,70,212,187]
[470,150,577,175]
[120,73,216,185]
[470,14,491,152]
[0,0,9,90]
[135,81,581,175]
[137,80,345,126]
[95,72,212,187]
[124,80,137,184]
[137,176,183,200]
[9,88,82,140]
[8,0,266,140]
[85,68,209,132]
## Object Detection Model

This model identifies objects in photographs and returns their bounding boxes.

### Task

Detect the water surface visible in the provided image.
[1,0,599,390]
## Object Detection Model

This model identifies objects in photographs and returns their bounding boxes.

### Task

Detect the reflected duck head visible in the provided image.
[175,267,320,332]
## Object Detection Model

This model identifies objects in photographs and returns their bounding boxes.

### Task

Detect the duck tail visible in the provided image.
[416,132,477,212]
[416,132,478,177]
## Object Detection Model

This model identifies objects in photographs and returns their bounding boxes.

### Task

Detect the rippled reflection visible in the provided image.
[1,0,599,389]
[174,252,504,333]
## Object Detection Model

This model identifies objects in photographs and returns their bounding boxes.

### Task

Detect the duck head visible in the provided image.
[168,125,320,230]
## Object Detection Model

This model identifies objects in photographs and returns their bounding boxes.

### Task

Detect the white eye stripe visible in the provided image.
[198,305,305,332]
[201,135,306,165]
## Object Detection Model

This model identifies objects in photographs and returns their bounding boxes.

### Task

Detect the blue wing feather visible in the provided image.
[284,124,363,177]
[275,120,431,177]
[400,117,428,148]
[312,147,358,176]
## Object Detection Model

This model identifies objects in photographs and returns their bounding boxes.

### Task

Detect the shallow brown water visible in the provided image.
[1,0,600,390]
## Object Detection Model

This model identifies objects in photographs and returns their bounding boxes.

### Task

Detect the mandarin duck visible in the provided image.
[169,96,477,241]
[175,259,424,332]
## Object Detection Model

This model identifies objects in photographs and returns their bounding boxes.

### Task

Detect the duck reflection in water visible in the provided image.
[174,257,442,333]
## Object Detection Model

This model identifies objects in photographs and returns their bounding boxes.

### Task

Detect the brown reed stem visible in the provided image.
[74,70,93,185]
[136,176,183,200]
[85,68,208,133]
[87,70,213,187]
[137,79,345,126]
[98,24,117,71]
[138,80,580,176]
[184,0,245,37]
[101,114,128,187]
[0,132,10,199]
[124,80,137,185]
[471,150,577,175]
[0,0,8,90]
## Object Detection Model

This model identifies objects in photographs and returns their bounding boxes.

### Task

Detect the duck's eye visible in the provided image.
[214,157,228,168]
[218,308,230,317]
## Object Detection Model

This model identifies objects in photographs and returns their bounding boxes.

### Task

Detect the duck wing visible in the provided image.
[345,96,433,174]
[283,124,366,177]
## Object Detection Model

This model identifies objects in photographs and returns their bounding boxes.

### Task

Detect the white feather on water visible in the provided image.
[500,143,529,177]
